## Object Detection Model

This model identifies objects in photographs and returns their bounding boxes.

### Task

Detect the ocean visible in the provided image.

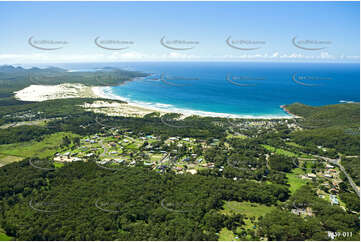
[63,62,360,118]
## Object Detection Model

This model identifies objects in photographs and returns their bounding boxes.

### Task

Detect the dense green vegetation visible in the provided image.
[285,102,359,129]
[0,160,289,241]
[341,157,360,186]
[0,229,12,241]
[0,65,147,89]
[268,154,296,172]
[0,68,359,241]
[285,103,360,156]
[258,186,360,241]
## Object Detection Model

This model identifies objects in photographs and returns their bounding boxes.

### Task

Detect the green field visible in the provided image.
[218,227,238,241]
[286,170,309,194]
[221,201,274,219]
[0,154,23,167]
[0,229,12,241]
[226,133,248,139]
[0,132,80,159]
[262,144,298,157]
[286,142,304,148]
[54,162,65,168]
[219,201,274,241]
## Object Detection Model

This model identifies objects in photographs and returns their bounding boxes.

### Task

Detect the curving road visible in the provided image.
[314,155,360,198]
[99,139,108,157]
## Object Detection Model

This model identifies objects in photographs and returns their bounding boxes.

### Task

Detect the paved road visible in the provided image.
[314,155,360,198]
[99,139,108,157]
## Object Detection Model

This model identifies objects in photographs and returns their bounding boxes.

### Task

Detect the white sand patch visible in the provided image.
[14,83,97,102]
[14,83,299,120]
[81,100,167,118]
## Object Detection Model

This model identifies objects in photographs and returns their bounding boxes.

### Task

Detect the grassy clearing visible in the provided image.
[0,132,80,159]
[0,154,23,167]
[286,171,308,194]
[226,134,248,139]
[262,144,298,157]
[0,229,12,241]
[54,162,65,168]
[221,201,274,218]
[286,142,303,148]
[219,201,274,240]
[218,227,238,241]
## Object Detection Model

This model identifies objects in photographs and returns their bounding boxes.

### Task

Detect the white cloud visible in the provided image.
[0,50,358,64]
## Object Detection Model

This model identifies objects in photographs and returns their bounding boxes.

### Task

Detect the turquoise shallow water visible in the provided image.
[66,62,360,117]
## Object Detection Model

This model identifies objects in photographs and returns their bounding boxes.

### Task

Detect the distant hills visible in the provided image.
[286,102,360,129]
[0,65,148,90]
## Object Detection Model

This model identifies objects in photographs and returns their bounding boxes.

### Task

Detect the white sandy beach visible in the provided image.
[14,83,98,101]
[14,83,299,119]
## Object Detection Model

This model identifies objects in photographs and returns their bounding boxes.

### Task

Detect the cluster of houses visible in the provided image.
[296,161,343,207]
[291,207,314,217]
[53,152,83,163]
[330,194,339,205]
[300,173,317,180]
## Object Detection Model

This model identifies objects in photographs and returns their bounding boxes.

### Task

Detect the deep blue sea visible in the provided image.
[62,62,360,117]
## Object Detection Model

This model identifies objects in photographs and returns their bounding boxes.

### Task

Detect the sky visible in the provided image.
[0,1,359,64]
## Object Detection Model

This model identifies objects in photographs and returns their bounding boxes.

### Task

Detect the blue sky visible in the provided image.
[0,1,359,63]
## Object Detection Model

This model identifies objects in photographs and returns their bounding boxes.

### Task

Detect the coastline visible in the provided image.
[280,105,302,119]
[14,83,98,101]
[93,85,296,119]
[14,83,297,119]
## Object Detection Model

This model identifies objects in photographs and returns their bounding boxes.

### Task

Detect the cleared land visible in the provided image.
[0,228,12,241]
[0,154,23,167]
[262,144,298,157]
[0,132,80,159]
[219,201,274,241]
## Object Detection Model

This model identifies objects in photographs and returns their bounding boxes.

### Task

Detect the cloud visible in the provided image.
[163,52,199,59]
[0,51,358,64]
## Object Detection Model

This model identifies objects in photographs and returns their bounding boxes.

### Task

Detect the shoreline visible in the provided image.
[92,85,297,119]
[280,105,302,119]
[14,82,298,119]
